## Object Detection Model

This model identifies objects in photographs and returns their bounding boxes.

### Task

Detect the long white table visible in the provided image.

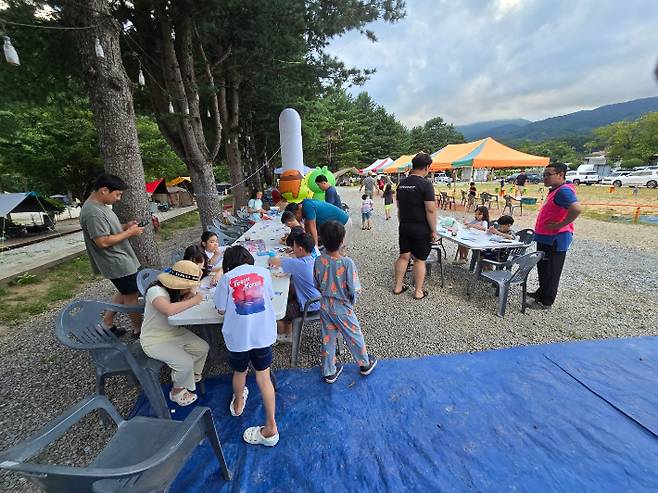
[169,218,292,326]
[437,225,527,294]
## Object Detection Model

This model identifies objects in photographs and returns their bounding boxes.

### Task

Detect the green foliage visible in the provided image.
[514,140,582,165]
[296,89,459,170]
[588,112,658,166]
[136,116,187,180]
[409,117,465,154]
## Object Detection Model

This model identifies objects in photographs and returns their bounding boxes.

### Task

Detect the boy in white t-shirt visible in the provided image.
[361,194,374,230]
[214,246,279,447]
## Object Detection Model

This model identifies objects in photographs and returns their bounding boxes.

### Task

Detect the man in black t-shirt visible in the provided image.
[516,171,527,187]
[392,153,438,300]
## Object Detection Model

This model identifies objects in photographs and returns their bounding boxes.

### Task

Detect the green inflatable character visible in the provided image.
[307,166,337,202]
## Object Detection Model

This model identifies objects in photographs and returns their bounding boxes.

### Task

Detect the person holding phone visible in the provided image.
[80,174,145,338]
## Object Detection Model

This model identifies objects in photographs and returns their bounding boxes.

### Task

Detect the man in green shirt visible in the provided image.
[80,174,144,337]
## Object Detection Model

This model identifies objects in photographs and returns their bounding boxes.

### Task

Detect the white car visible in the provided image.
[600,171,630,186]
[433,172,452,184]
[566,170,599,185]
[613,169,658,188]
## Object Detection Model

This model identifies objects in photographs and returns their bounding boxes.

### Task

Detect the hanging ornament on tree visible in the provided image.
[138,68,146,86]
[168,101,174,113]
[94,37,105,58]
[227,138,231,145]
[206,109,211,118]
[3,36,19,66]
[185,104,190,114]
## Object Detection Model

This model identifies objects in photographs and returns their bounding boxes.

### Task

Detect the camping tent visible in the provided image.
[361,157,393,174]
[430,138,549,171]
[166,176,192,187]
[383,154,416,174]
[0,192,64,217]
[146,178,168,194]
[166,186,194,207]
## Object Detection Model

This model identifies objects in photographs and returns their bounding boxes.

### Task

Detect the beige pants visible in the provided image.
[142,330,209,391]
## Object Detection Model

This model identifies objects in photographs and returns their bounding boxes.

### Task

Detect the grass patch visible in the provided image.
[0,255,98,332]
[156,210,201,241]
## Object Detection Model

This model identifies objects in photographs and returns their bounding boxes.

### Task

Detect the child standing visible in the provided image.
[361,194,374,230]
[214,246,279,446]
[140,260,208,406]
[383,183,394,220]
[454,206,490,264]
[314,221,377,383]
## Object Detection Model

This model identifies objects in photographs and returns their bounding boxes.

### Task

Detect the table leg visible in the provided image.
[467,250,482,297]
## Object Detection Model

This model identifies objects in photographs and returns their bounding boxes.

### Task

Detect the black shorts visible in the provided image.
[283,299,302,322]
[109,272,139,295]
[228,346,273,372]
[399,224,432,261]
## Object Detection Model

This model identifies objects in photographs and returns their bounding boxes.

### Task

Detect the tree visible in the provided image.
[63,0,161,268]
[409,117,464,154]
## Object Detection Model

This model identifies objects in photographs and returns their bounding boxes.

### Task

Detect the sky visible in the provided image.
[326,0,658,127]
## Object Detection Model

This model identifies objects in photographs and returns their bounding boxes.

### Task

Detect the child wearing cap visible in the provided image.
[140,260,208,407]
[214,246,279,447]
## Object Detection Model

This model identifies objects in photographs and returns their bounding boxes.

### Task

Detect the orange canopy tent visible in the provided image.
[429,137,549,171]
[383,154,416,174]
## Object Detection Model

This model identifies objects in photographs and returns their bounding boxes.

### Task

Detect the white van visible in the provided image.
[566,170,599,185]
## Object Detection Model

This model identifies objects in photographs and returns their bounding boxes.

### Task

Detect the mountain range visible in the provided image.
[456,97,658,142]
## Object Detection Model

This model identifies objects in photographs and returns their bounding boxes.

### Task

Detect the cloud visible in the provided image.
[326,0,658,126]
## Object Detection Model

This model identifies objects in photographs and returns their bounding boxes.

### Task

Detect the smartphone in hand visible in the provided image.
[137,220,150,227]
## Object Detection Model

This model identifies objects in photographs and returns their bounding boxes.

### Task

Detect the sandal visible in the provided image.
[169,389,197,406]
[392,285,409,295]
[243,426,280,447]
[413,290,428,300]
[230,386,249,417]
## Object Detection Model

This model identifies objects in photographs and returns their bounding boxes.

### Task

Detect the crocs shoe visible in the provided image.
[230,387,249,417]
[243,426,279,447]
[169,389,197,406]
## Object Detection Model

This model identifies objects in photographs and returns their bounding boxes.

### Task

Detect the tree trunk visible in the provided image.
[67,0,161,268]
[187,162,220,231]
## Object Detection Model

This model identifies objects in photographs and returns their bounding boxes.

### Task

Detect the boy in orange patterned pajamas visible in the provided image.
[313,221,378,384]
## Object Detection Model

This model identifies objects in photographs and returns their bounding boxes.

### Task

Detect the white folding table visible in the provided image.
[437,226,526,294]
[168,219,292,363]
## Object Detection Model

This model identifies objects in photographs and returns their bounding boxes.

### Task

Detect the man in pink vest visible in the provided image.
[529,163,582,309]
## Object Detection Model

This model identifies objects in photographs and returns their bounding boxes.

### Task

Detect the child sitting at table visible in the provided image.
[184,244,207,276]
[201,231,225,286]
[214,245,279,447]
[454,206,489,265]
[268,233,321,344]
[313,221,377,384]
[482,215,516,269]
[140,260,208,407]
[280,211,304,248]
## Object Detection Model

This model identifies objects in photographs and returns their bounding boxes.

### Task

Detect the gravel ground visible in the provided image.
[2,186,657,492]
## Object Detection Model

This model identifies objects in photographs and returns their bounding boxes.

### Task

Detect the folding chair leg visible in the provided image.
[203,410,232,481]
[140,369,171,419]
[497,284,510,318]
[291,318,303,367]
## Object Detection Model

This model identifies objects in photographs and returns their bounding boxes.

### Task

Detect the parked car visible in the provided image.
[612,169,658,188]
[506,173,541,184]
[600,171,631,186]
[433,172,451,184]
[565,170,599,185]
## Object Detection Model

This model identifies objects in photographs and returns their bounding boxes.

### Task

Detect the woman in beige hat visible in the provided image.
[140,260,209,406]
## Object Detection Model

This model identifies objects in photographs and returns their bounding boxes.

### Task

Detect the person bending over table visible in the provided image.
[392,153,438,300]
[285,199,350,247]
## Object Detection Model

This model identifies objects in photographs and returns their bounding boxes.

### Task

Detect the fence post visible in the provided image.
[632,207,641,224]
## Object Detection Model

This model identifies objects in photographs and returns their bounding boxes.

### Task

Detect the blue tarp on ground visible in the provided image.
[131,336,658,492]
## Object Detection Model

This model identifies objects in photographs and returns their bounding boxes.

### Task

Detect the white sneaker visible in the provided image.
[276,333,292,344]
